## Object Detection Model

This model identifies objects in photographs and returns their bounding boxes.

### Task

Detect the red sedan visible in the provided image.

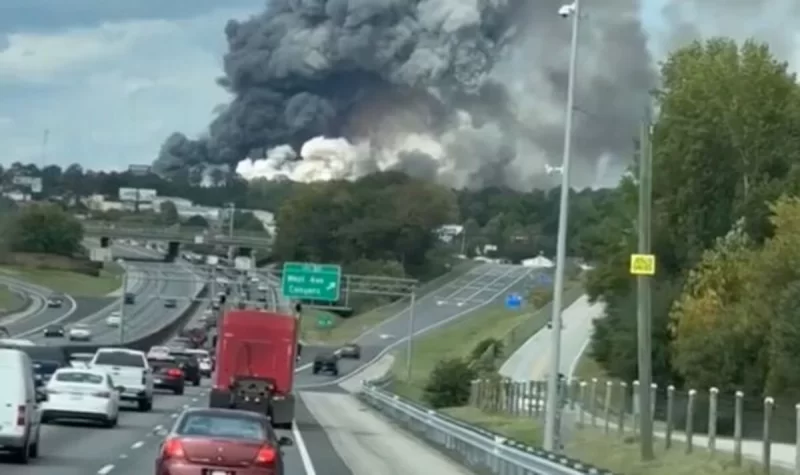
[155,407,292,474]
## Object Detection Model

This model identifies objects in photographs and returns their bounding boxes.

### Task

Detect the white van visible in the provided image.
[0,348,44,463]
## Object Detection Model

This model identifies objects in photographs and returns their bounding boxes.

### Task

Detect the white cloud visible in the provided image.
[0,5,259,170]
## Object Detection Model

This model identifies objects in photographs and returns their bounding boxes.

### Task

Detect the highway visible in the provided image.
[295,263,535,389]
[499,294,603,381]
[7,245,200,345]
[288,263,536,475]
[0,261,531,474]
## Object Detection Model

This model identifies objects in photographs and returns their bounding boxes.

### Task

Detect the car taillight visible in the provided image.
[254,445,276,465]
[161,438,185,459]
[16,405,25,426]
[93,391,111,398]
[167,369,183,377]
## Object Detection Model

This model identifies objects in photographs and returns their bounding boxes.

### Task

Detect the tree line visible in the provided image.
[582,38,800,400]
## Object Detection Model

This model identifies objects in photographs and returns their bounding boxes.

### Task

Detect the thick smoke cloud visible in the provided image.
[154,0,661,189]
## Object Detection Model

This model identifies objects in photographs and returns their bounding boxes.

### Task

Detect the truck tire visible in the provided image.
[138,397,152,412]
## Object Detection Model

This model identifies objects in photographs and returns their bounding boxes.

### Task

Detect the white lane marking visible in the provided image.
[292,423,317,475]
[97,464,115,475]
[131,441,144,449]
[119,454,128,459]
[153,424,164,432]
[170,413,178,418]
[191,397,198,402]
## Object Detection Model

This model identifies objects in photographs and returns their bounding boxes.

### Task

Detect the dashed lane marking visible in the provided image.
[97,464,114,475]
[131,441,144,449]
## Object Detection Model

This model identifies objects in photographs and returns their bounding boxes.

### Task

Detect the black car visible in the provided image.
[32,360,62,387]
[164,298,177,308]
[169,351,201,386]
[148,357,186,395]
[124,292,135,304]
[312,352,339,376]
[47,295,64,308]
[338,343,361,359]
[43,324,65,338]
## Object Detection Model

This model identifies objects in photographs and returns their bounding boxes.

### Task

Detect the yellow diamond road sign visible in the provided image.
[630,254,655,276]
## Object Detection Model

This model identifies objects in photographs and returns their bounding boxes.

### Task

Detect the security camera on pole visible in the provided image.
[543,0,581,452]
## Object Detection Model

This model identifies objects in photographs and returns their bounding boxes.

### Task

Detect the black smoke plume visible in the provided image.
[155,0,656,189]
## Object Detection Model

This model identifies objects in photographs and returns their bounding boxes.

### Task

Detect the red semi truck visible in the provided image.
[208,308,298,428]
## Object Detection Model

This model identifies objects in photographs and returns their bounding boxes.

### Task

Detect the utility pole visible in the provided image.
[636,116,655,460]
[460,227,467,255]
[227,203,235,262]
[119,268,128,344]
[41,129,49,169]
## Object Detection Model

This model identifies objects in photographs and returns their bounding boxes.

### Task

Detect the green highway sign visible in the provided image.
[317,314,334,329]
[281,262,342,301]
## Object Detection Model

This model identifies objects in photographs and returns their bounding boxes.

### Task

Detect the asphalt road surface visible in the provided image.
[1,262,531,475]
[499,294,603,382]
[295,263,535,389]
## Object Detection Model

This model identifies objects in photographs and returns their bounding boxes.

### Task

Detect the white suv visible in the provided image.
[90,348,153,411]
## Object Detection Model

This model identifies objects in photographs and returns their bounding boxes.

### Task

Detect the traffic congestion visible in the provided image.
[0,256,305,473]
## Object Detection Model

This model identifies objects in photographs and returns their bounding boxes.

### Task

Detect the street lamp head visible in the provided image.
[558,3,576,18]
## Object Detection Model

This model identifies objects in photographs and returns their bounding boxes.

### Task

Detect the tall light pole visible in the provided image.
[543,0,581,452]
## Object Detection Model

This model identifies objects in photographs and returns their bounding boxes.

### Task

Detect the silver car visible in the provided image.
[68,324,93,341]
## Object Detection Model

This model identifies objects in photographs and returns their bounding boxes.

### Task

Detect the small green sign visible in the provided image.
[281,262,342,301]
[316,314,334,329]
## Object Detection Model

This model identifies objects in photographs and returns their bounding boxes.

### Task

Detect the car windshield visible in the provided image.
[94,351,144,367]
[148,359,178,369]
[32,360,60,375]
[55,371,104,384]
[176,413,266,440]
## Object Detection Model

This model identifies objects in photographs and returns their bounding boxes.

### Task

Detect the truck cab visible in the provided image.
[208,309,297,429]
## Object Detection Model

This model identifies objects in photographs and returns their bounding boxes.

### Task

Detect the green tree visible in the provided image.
[185,215,209,227]
[422,358,476,408]
[653,38,800,274]
[233,211,265,232]
[159,200,179,225]
[10,203,83,256]
[586,37,800,385]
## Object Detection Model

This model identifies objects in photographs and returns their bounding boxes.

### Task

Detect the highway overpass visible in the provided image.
[82,221,271,262]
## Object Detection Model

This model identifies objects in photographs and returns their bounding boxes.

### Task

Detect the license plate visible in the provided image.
[154,378,162,383]
[210,471,228,475]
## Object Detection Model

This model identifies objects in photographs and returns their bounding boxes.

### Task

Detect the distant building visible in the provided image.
[436,224,463,243]
[521,255,555,268]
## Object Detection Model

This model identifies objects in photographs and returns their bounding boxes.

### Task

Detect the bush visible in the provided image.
[423,358,476,408]
[470,337,504,362]
[529,287,553,309]
[469,337,505,374]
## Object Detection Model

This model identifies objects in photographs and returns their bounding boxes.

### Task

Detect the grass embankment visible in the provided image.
[0,263,124,298]
[299,260,479,344]
[385,281,782,475]
[570,356,788,474]
[0,285,25,313]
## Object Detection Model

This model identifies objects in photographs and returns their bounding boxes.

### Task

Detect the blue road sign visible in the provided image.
[506,293,522,310]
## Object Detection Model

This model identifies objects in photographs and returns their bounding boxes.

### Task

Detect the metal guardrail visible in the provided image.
[358,379,618,475]
[82,222,272,248]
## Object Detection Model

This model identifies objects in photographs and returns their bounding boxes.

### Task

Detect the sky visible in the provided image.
[0,0,791,172]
